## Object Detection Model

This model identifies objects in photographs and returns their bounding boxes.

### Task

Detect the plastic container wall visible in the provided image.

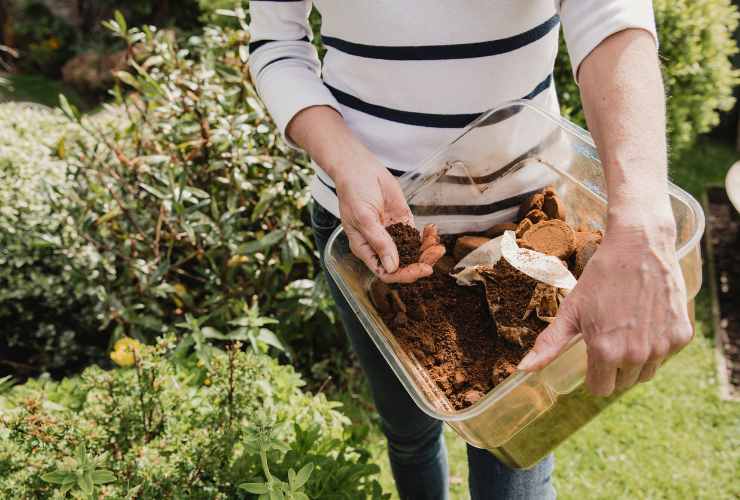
[324,100,704,468]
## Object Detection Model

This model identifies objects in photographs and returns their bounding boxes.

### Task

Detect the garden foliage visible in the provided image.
[0,103,108,376]
[55,16,338,366]
[554,0,740,158]
[1,1,738,380]
[0,339,385,498]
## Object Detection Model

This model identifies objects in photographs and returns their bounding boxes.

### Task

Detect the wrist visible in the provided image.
[606,197,676,248]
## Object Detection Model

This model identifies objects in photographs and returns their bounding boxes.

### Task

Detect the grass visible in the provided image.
[341,138,740,499]
[0,73,88,110]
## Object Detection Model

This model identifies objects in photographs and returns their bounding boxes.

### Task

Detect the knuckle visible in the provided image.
[589,337,619,364]
[674,324,694,347]
[624,345,649,366]
[649,340,670,361]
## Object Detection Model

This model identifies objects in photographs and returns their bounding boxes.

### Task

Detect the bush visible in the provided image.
[0,103,109,378]
[56,17,340,373]
[0,340,386,498]
[555,0,740,159]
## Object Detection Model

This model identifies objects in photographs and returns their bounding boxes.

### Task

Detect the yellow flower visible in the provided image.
[227,255,249,267]
[110,337,142,367]
[47,37,60,50]
[172,283,187,307]
[203,378,211,386]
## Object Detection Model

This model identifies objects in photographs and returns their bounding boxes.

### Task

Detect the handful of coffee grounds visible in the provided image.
[369,187,602,411]
[386,223,421,267]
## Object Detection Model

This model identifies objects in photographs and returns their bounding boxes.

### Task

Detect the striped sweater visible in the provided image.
[248,1,657,218]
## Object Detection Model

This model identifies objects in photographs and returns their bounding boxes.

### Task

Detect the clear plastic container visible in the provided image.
[324,100,704,469]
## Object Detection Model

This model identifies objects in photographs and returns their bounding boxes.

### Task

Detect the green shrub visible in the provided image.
[0,339,386,498]
[0,103,110,377]
[57,17,339,371]
[555,0,740,158]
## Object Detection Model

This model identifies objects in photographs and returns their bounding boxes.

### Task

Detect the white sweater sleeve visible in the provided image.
[248,1,341,146]
[557,0,658,81]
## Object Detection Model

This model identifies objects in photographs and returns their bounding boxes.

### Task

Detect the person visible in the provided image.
[248,2,693,499]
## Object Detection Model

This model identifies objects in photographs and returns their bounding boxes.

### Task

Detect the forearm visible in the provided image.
[287,105,377,185]
[578,29,674,235]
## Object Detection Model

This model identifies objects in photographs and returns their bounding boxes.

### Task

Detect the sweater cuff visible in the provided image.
[255,62,342,148]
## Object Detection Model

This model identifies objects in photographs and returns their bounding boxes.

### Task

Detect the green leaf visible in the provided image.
[0,375,15,394]
[114,10,127,34]
[114,71,139,89]
[58,94,80,121]
[79,471,94,495]
[292,493,309,500]
[139,182,169,200]
[237,230,286,254]
[251,189,276,222]
[91,469,116,485]
[293,463,314,490]
[41,470,75,485]
[240,482,269,494]
[257,328,284,351]
[201,327,228,340]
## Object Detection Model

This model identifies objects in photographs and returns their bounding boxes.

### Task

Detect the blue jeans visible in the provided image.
[311,202,555,500]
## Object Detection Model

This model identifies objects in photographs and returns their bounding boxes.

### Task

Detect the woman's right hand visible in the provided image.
[286,105,443,282]
[335,158,442,283]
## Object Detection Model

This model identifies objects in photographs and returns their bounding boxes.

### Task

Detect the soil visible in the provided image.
[706,187,740,394]
[386,223,421,267]
[374,187,602,410]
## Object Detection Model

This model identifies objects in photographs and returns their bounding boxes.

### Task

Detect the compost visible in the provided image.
[372,187,602,410]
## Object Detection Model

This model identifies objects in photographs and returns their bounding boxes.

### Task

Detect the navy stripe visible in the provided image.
[322,15,559,61]
[316,173,539,218]
[249,36,309,53]
[317,174,337,194]
[257,56,294,76]
[325,74,552,128]
[410,189,540,217]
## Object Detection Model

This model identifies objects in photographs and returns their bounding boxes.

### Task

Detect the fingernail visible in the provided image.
[517,351,538,371]
[382,255,396,273]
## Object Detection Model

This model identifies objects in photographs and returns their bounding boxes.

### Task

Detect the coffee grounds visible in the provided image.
[374,189,600,411]
[386,223,421,267]
[480,260,549,347]
[380,234,545,410]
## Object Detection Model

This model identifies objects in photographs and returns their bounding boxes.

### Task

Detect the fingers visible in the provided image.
[586,351,618,397]
[420,224,440,252]
[517,302,579,371]
[346,228,383,275]
[380,263,434,284]
[351,209,399,273]
[637,360,660,383]
[419,244,445,266]
[615,364,642,392]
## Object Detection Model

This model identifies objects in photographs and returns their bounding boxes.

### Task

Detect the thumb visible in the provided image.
[517,300,579,372]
